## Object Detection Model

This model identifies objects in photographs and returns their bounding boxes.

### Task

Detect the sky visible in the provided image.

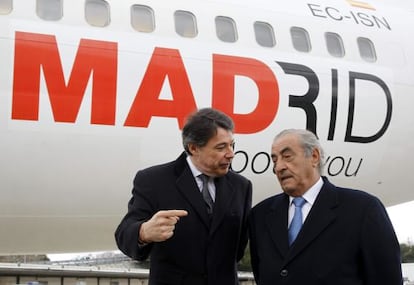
[387,200,414,244]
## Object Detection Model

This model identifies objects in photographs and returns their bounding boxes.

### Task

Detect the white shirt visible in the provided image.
[288,177,323,228]
[186,155,216,201]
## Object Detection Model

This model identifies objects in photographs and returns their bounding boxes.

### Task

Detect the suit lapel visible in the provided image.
[265,195,290,257]
[286,180,338,261]
[174,155,211,229]
[209,176,236,235]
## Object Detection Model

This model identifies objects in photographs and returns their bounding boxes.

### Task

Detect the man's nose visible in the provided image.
[225,146,235,158]
[274,160,286,174]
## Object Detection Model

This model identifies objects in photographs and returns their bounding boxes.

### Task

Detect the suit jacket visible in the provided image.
[115,152,252,285]
[248,177,403,285]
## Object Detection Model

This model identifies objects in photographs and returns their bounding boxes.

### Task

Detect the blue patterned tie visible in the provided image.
[288,197,306,245]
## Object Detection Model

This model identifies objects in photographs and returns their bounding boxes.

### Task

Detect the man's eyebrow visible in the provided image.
[271,147,292,158]
[280,147,292,154]
[215,140,234,147]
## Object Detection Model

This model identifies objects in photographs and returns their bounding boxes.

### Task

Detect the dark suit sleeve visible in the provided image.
[114,171,155,261]
[237,179,253,261]
[360,196,403,284]
[248,208,260,282]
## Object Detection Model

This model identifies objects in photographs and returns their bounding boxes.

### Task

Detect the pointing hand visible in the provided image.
[139,210,188,243]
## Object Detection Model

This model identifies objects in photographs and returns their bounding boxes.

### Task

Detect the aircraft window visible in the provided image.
[215,16,238,43]
[0,0,12,15]
[36,0,63,21]
[325,32,345,57]
[357,37,377,62]
[290,26,311,52]
[85,0,110,27]
[254,21,276,48]
[131,5,155,33]
[174,10,198,38]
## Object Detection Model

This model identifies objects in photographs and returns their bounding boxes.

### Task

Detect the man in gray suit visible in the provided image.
[115,108,252,285]
[248,128,402,285]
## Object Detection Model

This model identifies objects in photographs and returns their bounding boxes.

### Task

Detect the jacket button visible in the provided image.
[280,269,288,277]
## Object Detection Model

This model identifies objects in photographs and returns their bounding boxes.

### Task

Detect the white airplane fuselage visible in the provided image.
[0,0,413,254]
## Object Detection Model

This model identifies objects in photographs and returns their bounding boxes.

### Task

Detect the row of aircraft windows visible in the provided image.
[0,0,377,62]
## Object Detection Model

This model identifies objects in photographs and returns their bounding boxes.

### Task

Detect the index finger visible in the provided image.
[157,210,188,218]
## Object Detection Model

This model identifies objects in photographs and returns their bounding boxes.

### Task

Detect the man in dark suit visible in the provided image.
[248,128,403,285]
[115,108,252,285]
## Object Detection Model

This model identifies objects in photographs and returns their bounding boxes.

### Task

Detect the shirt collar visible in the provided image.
[290,177,323,206]
[186,155,202,178]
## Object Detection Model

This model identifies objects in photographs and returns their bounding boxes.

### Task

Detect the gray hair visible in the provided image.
[274,129,325,174]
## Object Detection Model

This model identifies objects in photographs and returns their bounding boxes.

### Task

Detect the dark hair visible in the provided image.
[182,108,234,155]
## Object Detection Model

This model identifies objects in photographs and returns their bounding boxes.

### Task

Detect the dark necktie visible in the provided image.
[288,197,306,245]
[199,174,214,214]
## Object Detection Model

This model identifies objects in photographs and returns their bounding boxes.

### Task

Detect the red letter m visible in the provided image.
[12,31,117,125]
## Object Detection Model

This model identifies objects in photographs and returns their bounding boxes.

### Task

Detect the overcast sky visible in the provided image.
[387,201,414,244]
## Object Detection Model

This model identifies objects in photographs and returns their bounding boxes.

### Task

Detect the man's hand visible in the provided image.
[139,210,188,243]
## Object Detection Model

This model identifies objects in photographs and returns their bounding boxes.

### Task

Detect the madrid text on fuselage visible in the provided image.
[10,31,391,179]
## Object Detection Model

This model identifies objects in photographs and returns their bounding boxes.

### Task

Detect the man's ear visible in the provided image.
[188,143,197,156]
[311,148,320,167]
